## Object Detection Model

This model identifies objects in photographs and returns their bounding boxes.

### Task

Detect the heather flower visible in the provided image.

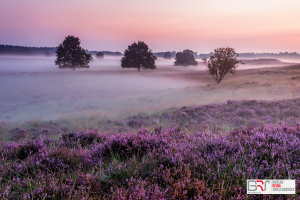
[1,122,300,199]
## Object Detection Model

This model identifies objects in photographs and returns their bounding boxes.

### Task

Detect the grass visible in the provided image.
[1,64,300,199]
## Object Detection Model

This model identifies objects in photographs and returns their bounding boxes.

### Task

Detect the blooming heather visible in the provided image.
[0,123,299,199]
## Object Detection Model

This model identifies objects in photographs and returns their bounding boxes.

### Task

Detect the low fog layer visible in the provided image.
[0,55,297,73]
[0,56,299,122]
[0,56,194,122]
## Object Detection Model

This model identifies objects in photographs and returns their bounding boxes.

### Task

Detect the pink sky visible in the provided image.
[0,0,299,53]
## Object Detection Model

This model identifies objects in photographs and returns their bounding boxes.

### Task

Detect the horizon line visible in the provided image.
[0,43,299,55]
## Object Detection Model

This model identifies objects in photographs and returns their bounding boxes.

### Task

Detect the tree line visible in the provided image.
[0,45,56,56]
[3,44,298,60]
[55,35,245,84]
[198,52,300,59]
[0,44,122,57]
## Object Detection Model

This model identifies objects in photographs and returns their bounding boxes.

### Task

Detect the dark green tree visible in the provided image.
[174,49,198,66]
[55,36,92,70]
[96,52,104,59]
[163,51,172,60]
[203,47,244,84]
[121,41,157,71]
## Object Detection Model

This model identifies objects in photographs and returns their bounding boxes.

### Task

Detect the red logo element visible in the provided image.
[256,180,264,191]
[272,184,281,187]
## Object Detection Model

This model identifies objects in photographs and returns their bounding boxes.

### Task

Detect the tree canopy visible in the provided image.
[121,41,157,71]
[96,52,104,59]
[163,51,172,60]
[55,36,92,70]
[203,47,244,84]
[174,49,198,66]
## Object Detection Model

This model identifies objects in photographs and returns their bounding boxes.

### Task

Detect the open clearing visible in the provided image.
[0,56,299,124]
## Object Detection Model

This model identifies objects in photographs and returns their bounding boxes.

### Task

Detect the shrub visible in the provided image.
[174,49,198,66]
[10,127,27,141]
[203,47,244,84]
[95,51,104,59]
[236,108,255,118]
[91,131,163,162]
[61,130,106,147]
[163,51,171,60]
[1,141,44,160]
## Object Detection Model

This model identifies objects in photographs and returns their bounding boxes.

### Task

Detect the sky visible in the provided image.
[0,0,299,53]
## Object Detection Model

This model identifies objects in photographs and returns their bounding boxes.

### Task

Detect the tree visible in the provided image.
[163,51,171,60]
[96,52,104,59]
[44,52,51,57]
[121,41,157,71]
[55,35,92,70]
[203,47,244,84]
[174,49,198,66]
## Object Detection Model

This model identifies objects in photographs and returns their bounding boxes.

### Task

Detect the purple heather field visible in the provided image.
[1,56,300,199]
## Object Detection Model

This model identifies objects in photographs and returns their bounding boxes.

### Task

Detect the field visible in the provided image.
[1,56,300,124]
[1,56,300,199]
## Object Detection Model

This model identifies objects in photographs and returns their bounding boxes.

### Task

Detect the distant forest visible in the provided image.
[1,44,299,60]
[0,45,56,56]
[0,45,123,56]
[155,51,300,60]
[154,51,177,58]
[86,50,123,56]
[198,52,300,60]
